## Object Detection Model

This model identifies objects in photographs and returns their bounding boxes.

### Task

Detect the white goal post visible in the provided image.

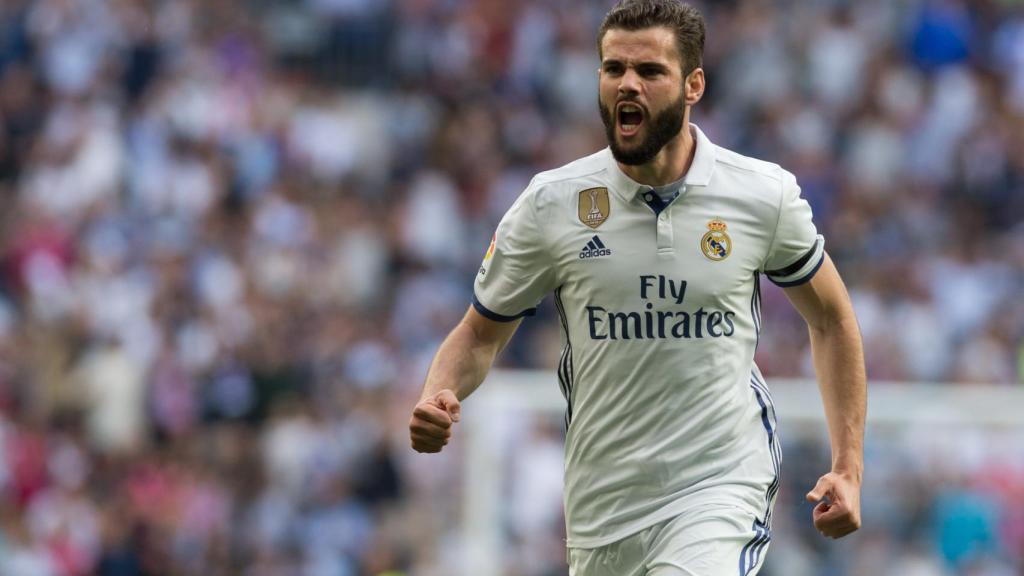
[461,369,1024,576]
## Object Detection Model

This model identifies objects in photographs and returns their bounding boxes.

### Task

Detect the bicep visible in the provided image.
[782,253,855,331]
[462,304,522,353]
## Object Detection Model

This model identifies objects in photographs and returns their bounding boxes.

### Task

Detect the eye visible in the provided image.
[637,65,666,78]
[602,62,624,75]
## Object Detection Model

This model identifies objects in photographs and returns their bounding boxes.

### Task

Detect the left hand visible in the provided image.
[805,470,862,538]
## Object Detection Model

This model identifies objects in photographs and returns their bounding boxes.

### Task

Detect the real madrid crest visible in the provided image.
[701,218,731,261]
[578,187,610,229]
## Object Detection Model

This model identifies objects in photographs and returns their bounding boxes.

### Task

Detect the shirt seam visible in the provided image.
[763,171,786,274]
[713,155,784,182]
[525,181,555,285]
[532,165,607,186]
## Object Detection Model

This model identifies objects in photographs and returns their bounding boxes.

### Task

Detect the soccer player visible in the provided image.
[408,0,866,573]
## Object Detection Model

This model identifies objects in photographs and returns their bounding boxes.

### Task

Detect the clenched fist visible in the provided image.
[806,470,862,538]
[409,389,462,453]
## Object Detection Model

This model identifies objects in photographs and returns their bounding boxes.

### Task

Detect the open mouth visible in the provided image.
[617,102,644,136]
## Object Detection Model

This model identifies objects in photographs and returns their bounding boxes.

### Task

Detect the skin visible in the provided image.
[785,254,866,539]
[410,25,865,541]
[408,309,518,453]
[597,27,704,185]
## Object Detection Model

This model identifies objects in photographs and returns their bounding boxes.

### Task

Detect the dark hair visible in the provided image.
[597,0,705,77]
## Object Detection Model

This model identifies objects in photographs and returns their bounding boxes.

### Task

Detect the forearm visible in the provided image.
[420,318,506,402]
[808,313,866,480]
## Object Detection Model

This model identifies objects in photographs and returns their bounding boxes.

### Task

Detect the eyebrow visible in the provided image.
[601,59,671,71]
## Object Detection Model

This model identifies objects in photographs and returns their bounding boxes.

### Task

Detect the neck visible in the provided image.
[618,121,696,187]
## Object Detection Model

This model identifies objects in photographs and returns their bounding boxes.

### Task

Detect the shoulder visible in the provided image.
[712,145,787,184]
[521,149,610,207]
[709,145,799,213]
[533,149,608,184]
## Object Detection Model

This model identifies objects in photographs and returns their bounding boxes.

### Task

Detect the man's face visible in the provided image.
[598,26,687,166]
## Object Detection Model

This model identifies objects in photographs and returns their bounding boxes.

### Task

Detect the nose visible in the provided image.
[618,68,641,97]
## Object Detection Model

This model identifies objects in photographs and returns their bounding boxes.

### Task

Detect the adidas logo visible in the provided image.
[579,235,612,259]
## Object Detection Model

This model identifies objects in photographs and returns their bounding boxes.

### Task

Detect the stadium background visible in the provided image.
[0,0,1022,574]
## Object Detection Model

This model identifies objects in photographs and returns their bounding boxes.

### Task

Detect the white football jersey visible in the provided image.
[474,125,824,548]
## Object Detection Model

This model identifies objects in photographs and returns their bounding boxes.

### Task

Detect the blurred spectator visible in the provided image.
[0,0,1021,575]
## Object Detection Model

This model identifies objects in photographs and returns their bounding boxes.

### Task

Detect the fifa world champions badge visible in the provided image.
[578,188,610,229]
[701,218,731,261]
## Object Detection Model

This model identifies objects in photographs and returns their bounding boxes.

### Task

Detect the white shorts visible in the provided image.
[567,506,770,576]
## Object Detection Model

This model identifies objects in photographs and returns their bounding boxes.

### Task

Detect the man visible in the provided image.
[409,0,866,574]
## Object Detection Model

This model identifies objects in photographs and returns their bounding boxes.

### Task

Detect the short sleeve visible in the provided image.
[761,171,825,287]
[473,188,556,321]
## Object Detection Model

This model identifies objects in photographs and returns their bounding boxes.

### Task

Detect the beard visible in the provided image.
[599,93,686,166]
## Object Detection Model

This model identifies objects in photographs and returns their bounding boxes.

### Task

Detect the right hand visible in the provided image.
[409,389,462,453]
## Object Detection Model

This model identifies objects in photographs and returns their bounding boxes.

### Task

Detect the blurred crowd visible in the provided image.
[0,0,1021,574]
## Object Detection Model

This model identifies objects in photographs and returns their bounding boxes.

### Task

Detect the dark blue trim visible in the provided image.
[553,287,574,429]
[768,250,824,288]
[557,344,571,429]
[641,188,668,216]
[751,371,777,427]
[471,295,537,322]
[751,385,781,524]
[738,521,758,575]
[752,386,774,441]
[750,273,761,348]
[748,523,771,575]
[738,520,770,576]
[765,240,819,277]
[750,372,782,527]
[740,371,778,575]
[750,529,771,574]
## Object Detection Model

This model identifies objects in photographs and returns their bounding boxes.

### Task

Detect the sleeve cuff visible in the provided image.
[767,247,825,287]
[472,294,537,322]
[765,236,825,287]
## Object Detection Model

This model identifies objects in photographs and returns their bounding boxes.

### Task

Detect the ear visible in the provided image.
[684,68,705,106]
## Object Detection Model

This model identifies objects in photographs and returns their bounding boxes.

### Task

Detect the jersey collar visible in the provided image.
[685,124,716,187]
[604,123,717,202]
